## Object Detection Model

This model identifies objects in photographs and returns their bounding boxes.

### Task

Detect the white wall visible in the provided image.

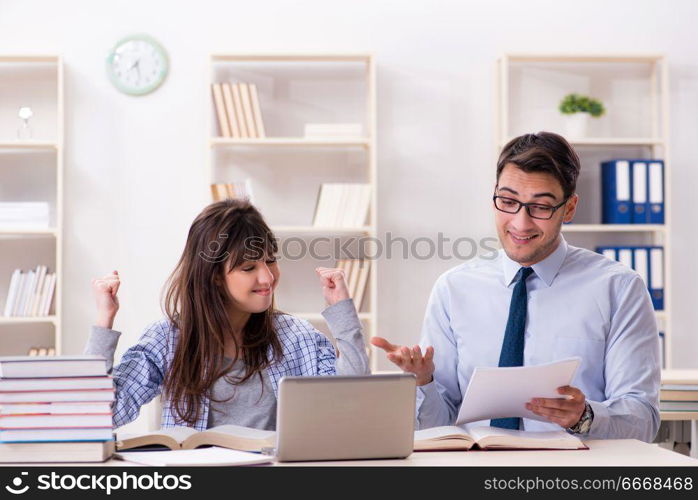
[2,0,697,431]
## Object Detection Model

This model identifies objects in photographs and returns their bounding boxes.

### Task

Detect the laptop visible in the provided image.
[275,374,416,462]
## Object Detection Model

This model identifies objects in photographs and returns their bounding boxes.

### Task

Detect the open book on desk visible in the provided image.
[116,424,275,452]
[414,425,587,451]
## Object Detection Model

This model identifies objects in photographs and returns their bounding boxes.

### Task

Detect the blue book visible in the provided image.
[595,246,617,262]
[648,246,664,311]
[647,160,665,224]
[632,160,649,223]
[601,160,632,224]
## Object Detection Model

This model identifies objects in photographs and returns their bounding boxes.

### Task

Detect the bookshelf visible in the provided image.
[0,55,63,355]
[208,53,378,369]
[496,54,672,366]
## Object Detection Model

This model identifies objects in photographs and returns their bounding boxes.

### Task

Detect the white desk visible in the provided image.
[7,439,698,467]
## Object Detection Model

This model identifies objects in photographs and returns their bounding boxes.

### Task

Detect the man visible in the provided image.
[373,132,660,442]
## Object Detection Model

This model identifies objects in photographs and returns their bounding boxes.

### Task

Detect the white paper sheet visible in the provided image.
[115,446,273,466]
[455,357,581,425]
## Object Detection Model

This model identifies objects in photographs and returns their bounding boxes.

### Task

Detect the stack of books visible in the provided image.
[303,123,363,139]
[336,259,371,310]
[2,266,57,317]
[0,202,50,229]
[660,371,698,414]
[600,159,665,224]
[210,180,254,203]
[211,82,265,138]
[0,355,115,463]
[313,183,371,228]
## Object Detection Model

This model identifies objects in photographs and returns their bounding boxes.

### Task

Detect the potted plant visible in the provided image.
[559,93,605,138]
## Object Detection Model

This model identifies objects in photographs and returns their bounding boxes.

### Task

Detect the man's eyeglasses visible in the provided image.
[493,194,568,220]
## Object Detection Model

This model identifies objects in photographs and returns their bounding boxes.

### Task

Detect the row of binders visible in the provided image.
[313,183,371,228]
[601,159,664,224]
[212,82,266,138]
[0,355,114,463]
[336,259,371,310]
[210,180,254,203]
[596,246,664,310]
[3,266,57,317]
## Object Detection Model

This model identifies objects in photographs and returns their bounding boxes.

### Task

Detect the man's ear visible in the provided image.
[563,194,579,223]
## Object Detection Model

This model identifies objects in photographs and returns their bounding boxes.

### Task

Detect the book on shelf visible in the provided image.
[336,259,371,310]
[596,246,664,310]
[116,424,275,452]
[304,123,363,138]
[0,440,114,463]
[249,83,266,138]
[116,446,272,467]
[600,159,664,224]
[211,81,266,139]
[313,183,371,228]
[211,83,231,138]
[210,180,254,203]
[0,202,50,229]
[238,82,258,138]
[221,82,241,138]
[660,390,698,402]
[2,266,57,317]
[0,355,107,378]
[231,82,249,138]
[414,425,587,451]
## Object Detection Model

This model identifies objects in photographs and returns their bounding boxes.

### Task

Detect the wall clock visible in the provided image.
[106,34,169,95]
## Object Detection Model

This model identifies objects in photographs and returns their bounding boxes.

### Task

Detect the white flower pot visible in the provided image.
[563,113,590,139]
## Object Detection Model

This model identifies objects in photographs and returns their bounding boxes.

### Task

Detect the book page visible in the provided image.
[183,424,276,451]
[456,358,581,425]
[465,425,583,447]
[414,426,472,441]
[117,426,198,450]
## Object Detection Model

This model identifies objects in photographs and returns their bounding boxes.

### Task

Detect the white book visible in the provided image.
[116,446,273,467]
[334,184,351,227]
[313,184,333,227]
[354,184,372,227]
[211,83,231,138]
[41,273,57,316]
[650,248,664,289]
[3,270,21,317]
[29,265,47,317]
[18,270,35,317]
[10,272,26,317]
[0,413,113,429]
[633,161,648,221]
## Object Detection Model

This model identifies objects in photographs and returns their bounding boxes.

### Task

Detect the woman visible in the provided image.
[86,199,369,431]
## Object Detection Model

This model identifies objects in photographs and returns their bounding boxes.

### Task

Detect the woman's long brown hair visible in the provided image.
[162,199,283,426]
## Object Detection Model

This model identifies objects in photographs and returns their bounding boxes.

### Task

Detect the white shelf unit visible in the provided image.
[0,55,63,355]
[497,54,672,367]
[208,53,379,369]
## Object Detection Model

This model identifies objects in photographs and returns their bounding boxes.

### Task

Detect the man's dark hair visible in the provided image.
[496,132,580,199]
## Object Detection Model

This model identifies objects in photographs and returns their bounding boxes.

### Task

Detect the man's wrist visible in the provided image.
[95,314,115,330]
[416,375,434,386]
[568,401,594,434]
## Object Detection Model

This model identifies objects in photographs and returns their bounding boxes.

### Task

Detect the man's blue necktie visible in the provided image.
[490,266,534,430]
